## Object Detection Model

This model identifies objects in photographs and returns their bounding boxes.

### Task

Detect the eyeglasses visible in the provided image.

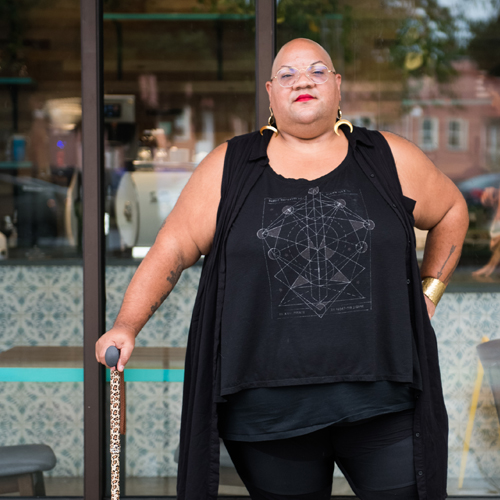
[271,64,336,88]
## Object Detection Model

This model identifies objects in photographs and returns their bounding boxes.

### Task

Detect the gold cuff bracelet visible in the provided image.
[421,277,446,307]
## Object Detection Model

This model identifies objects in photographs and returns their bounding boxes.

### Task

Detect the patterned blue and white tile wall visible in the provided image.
[0,265,499,484]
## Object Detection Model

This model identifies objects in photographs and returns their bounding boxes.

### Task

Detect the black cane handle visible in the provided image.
[105,346,120,369]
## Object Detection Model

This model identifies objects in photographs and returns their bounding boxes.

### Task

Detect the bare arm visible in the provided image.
[95,142,226,370]
[381,132,469,317]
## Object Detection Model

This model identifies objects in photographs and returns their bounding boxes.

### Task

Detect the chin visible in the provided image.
[292,110,319,124]
[297,118,323,130]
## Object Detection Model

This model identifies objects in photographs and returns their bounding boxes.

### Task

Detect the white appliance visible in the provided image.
[115,170,193,248]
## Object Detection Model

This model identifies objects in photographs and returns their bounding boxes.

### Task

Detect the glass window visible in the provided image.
[102,0,255,496]
[9,0,500,497]
[276,0,500,497]
[102,5,255,262]
[421,117,439,151]
[448,118,468,151]
[488,124,500,167]
[0,0,83,496]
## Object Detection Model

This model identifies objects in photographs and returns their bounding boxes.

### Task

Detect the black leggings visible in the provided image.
[223,409,418,500]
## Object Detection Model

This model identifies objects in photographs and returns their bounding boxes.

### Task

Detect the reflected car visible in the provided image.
[457,173,500,205]
[0,172,79,251]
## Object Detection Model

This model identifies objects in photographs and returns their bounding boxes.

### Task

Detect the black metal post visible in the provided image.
[9,85,18,132]
[255,0,276,129]
[81,0,105,499]
[113,20,123,81]
[216,20,224,81]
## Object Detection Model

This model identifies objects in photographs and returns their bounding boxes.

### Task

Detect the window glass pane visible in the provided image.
[449,120,459,147]
[489,126,500,166]
[276,0,500,496]
[448,119,467,150]
[102,0,255,496]
[0,0,83,496]
[421,117,438,150]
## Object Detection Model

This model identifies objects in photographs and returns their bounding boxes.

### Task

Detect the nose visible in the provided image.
[293,69,314,89]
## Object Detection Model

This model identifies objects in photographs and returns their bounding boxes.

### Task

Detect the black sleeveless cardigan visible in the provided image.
[176,126,448,500]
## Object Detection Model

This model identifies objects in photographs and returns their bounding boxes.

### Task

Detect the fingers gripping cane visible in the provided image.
[105,346,124,500]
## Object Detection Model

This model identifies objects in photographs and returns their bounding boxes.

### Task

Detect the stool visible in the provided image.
[459,336,493,489]
[0,444,57,496]
[477,338,500,422]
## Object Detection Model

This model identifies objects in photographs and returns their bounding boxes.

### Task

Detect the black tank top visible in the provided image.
[218,142,418,440]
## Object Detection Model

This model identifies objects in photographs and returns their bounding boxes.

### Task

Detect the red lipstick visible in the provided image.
[295,94,314,102]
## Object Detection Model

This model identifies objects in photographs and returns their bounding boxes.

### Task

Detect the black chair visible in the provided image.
[0,444,57,496]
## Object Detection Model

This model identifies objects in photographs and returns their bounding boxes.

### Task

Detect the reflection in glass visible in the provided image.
[0,1,84,495]
[276,0,500,496]
[489,125,500,166]
[448,119,467,151]
[103,1,255,496]
[420,117,439,151]
[103,5,256,262]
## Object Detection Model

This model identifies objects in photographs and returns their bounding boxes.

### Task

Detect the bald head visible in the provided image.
[271,38,335,77]
[265,37,341,138]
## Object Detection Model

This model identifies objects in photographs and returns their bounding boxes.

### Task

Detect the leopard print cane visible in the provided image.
[110,369,121,500]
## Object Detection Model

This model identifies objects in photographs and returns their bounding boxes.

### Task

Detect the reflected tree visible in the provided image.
[276,0,462,82]
[390,0,463,82]
[196,0,463,83]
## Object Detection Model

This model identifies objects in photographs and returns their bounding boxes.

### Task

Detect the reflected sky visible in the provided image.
[436,0,499,44]
[438,0,498,20]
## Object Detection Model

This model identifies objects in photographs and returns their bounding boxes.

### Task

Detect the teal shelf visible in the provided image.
[0,161,32,169]
[103,12,254,21]
[0,368,84,382]
[0,368,185,383]
[0,78,35,85]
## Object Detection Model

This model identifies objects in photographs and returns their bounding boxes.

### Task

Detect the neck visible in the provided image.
[273,127,346,155]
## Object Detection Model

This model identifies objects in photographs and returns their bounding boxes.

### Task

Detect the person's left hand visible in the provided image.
[424,294,435,319]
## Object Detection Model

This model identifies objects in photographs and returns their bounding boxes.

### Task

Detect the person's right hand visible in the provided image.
[481,187,498,207]
[95,326,136,372]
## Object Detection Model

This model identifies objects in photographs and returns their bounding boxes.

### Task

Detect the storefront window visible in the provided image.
[276,0,500,496]
[102,0,255,496]
[3,0,500,497]
[103,2,255,262]
[0,0,83,496]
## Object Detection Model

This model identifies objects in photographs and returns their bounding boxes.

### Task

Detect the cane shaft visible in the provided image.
[110,370,121,500]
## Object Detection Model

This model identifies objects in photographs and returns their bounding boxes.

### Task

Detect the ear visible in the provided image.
[335,73,342,95]
[265,80,273,107]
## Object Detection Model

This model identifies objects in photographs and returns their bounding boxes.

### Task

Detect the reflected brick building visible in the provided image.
[343,59,500,182]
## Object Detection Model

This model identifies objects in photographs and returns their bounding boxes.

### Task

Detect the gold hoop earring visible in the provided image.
[334,107,353,136]
[260,107,279,137]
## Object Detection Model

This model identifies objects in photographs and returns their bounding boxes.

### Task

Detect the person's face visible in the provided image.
[266,42,341,132]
